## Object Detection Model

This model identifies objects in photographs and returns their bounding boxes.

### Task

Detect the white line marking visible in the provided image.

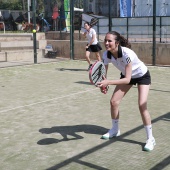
[0,88,98,113]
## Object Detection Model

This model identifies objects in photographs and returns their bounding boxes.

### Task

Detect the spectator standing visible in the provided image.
[52,2,59,31]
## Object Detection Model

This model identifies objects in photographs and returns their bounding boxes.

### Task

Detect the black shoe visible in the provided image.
[87,64,92,71]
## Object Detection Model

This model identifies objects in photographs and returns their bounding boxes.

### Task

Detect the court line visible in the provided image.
[0,88,98,113]
[0,81,168,114]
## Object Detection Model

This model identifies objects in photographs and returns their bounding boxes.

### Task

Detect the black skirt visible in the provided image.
[120,70,151,85]
[86,43,102,52]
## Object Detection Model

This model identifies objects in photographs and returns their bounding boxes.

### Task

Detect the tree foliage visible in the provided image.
[0,0,23,10]
[74,0,83,9]
[0,0,84,11]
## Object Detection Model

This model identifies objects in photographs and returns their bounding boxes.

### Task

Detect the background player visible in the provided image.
[83,22,102,71]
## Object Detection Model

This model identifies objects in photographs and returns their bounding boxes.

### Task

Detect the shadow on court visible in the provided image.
[133,86,170,93]
[45,112,170,170]
[75,81,92,85]
[38,125,108,145]
[56,68,87,71]
[0,61,169,170]
[150,155,170,170]
[149,88,170,93]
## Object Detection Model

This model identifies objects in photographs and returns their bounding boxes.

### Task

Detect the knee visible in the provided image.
[138,102,147,112]
[110,99,119,108]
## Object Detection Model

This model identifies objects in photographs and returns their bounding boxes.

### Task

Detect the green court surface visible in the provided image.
[0,60,170,170]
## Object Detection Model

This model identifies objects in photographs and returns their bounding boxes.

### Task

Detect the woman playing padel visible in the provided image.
[97,31,156,151]
[83,22,102,71]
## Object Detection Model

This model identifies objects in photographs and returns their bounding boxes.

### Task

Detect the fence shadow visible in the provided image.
[44,112,170,170]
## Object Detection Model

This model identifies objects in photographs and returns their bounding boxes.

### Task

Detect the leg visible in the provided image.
[53,19,56,30]
[94,52,101,61]
[102,84,132,139]
[110,84,132,119]
[85,51,93,71]
[137,84,151,125]
[56,18,58,30]
[85,51,91,65]
[138,84,156,151]
[62,19,66,31]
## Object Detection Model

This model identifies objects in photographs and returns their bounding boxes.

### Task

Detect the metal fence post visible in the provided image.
[127,17,129,40]
[70,0,74,60]
[33,0,37,64]
[152,0,156,66]
[109,0,112,31]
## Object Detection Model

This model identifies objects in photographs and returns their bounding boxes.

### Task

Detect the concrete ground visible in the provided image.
[0,60,169,170]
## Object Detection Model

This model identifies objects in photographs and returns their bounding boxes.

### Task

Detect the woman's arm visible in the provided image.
[83,31,87,37]
[105,64,108,78]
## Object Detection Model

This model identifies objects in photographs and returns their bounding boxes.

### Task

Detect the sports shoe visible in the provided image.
[144,138,156,151]
[101,130,120,139]
[87,64,93,71]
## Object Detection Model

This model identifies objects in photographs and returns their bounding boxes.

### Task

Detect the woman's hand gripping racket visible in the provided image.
[89,61,109,94]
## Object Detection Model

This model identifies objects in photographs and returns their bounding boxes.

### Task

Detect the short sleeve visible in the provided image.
[91,28,96,35]
[122,48,135,65]
[102,51,110,65]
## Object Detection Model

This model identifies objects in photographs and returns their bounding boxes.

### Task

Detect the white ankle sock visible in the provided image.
[110,119,119,133]
[144,125,153,140]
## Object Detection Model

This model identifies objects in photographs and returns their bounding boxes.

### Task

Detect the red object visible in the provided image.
[0,22,4,30]
[52,5,59,20]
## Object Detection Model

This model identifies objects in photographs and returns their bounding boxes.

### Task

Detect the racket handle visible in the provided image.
[102,86,109,94]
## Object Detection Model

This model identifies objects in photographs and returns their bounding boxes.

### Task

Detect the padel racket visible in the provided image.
[89,61,108,94]
[90,17,98,27]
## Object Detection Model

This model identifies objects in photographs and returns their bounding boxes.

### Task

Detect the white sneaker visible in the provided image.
[144,138,156,151]
[101,130,120,139]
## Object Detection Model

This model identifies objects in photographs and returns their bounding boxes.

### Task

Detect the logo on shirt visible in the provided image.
[126,57,131,64]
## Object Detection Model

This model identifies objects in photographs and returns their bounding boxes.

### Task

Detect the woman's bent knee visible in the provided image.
[110,99,119,108]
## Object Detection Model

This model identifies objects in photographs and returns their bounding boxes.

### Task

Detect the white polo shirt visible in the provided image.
[85,28,98,45]
[103,46,148,78]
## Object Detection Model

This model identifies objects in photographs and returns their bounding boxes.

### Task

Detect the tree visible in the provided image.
[74,0,83,9]
[22,0,26,11]
[0,0,23,10]
[0,0,84,11]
